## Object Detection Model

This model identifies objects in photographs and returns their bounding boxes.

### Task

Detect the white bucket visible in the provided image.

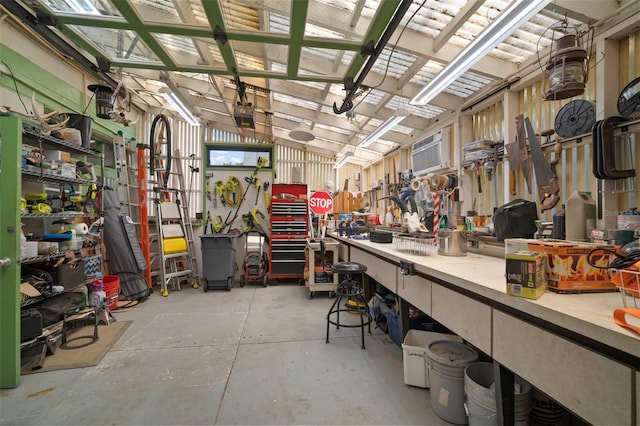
[463,363,532,426]
[428,340,479,425]
[464,362,497,425]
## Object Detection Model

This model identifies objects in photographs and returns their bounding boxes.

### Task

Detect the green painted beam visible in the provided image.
[0,114,23,388]
[111,1,177,68]
[287,1,309,80]
[201,1,237,73]
[344,0,402,80]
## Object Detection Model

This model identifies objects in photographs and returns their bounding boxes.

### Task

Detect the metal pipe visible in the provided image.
[333,0,412,115]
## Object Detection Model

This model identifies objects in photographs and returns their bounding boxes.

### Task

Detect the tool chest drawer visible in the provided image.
[271,220,308,234]
[270,260,306,276]
[271,202,307,216]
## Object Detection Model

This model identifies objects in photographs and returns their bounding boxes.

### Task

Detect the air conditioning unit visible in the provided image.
[411,127,451,176]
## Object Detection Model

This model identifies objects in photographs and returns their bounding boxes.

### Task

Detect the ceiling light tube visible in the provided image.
[357,110,408,148]
[410,0,551,106]
[163,91,200,126]
[334,151,354,169]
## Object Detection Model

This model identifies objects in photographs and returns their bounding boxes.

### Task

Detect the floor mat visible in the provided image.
[22,320,132,374]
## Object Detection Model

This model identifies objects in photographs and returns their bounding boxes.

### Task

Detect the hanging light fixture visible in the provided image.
[334,151,354,169]
[542,25,593,101]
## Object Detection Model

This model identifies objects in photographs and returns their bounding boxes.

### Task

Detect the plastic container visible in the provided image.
[386,310,402,346]
[66,114,93,148]
[463,362,533,425]
[565,191,596,241]
[464,362,497,425]
[428,340,479,424]
[402,329,463,388]
[103,275,120,311]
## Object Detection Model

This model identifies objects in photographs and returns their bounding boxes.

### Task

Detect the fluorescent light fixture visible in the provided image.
[357,110,409,148]
[163,91,200,126]
[334,151,354,169]
[410,0,551,105]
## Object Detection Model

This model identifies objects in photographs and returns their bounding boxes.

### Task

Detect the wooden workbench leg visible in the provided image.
[494,360,515,425]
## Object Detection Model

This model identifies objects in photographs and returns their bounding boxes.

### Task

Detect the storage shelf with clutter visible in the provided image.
[202,143,274,285]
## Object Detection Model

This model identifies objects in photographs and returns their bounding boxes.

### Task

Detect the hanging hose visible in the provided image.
[149,114,172,189]
[224,176,243,207]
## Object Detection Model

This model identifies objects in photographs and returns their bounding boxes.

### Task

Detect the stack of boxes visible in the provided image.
[505,239,618,298]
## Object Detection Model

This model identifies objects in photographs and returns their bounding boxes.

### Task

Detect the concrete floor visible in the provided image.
[1,282,443,425]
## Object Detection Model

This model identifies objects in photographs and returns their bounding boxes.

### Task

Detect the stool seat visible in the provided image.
[331,261,367,274]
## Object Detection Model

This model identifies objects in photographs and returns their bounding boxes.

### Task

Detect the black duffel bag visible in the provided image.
[494,198,538,241]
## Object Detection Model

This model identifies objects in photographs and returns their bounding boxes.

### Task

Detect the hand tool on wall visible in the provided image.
[253,176,262,204]
[213,215,225,233]
[263,182,270,208]
[504,139,519,196]
[205,210,213,233]
[524,117,560,212]
[515,114,533,194]
[206,173,213,205]
[215,180,226,206]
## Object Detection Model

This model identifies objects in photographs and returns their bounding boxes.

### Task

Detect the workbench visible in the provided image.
[334,235,640,425]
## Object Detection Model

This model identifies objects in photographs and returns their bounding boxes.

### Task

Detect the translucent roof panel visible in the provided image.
[131,0,207,26]
[304,0,371,42]
[70,25,162,64]
[42,0,117,16]
[316,122,351,135]
[220,0,291,34]
[299,47,352,78]
[370,47,418,80]
[231,40,289,72]
[274,92,318,111]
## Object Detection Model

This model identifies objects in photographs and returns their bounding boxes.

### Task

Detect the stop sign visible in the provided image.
[309,191,333,214]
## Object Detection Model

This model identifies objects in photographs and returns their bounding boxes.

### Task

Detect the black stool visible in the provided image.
[61,306,99,349]
[326,262,372,349]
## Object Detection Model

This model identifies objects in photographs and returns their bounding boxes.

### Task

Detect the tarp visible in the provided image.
[101,187,149,302]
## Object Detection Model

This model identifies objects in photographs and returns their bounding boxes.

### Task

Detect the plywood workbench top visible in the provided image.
[336,236,640,359]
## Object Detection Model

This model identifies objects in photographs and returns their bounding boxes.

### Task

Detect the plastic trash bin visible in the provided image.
[200,233,237,291]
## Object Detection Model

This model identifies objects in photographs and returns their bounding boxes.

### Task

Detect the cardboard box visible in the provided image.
[506,250,547,288]
[505,239,617,293]
[507,282,547,299]
[506,250,547,299]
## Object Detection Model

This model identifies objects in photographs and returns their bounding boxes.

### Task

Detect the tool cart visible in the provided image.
[305,238,339,298]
